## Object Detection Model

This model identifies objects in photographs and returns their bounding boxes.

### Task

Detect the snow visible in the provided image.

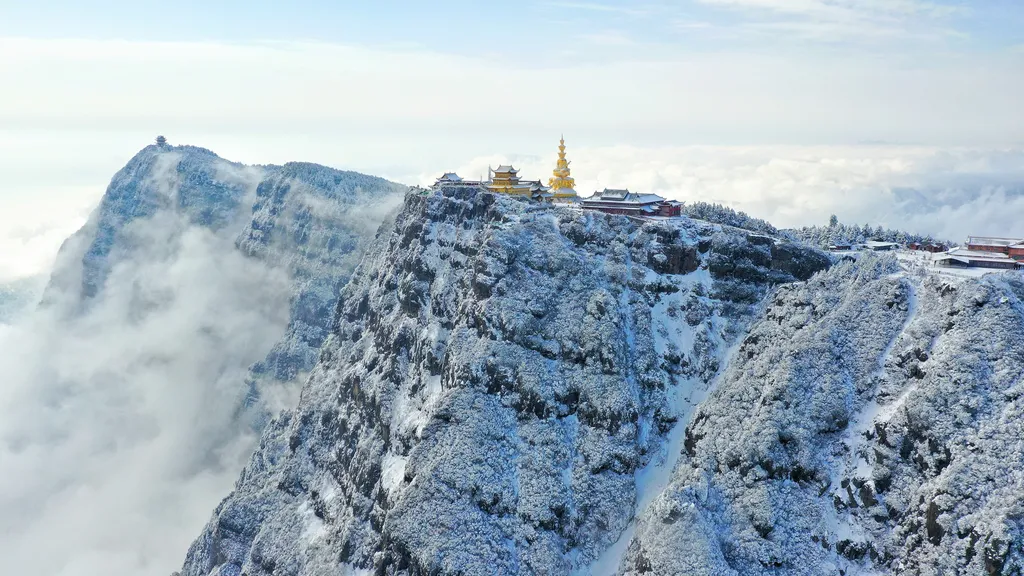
[391,373,444,439]
[381,453,409,495]
[581,252,753,575]
[622,255,1024,574]
[844,275,920,475]
[18,143,1024,576]
[297,500,326,544]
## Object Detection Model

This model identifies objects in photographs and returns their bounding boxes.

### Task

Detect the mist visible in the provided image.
[0,211,292,575]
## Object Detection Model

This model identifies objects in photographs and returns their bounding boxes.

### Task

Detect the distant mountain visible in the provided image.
[0,143,407,575]
[42,143,408,419]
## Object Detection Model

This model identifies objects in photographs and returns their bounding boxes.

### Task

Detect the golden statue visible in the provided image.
[548,135,578,200]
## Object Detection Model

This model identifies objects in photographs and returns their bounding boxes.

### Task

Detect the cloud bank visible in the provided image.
[1,37,1021,147]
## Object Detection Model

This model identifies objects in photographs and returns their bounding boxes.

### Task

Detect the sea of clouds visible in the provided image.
[0,141,1022,576]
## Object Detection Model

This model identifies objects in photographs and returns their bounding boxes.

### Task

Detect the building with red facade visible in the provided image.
[963,236,1024,262]
[580,189,682,218]
[966,237,1022,253]
[935,248,1021,270]
[1010,242,1024,261]
[908,242,948,253]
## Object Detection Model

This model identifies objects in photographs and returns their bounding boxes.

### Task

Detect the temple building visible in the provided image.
[486,165,549,197]
[966,236,1024,261]
[432,172,485,190]
[581,189,682,217]
[548,136,579,202]
[431,136,589,202]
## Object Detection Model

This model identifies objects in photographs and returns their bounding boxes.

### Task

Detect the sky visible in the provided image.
[1,0,1023,280]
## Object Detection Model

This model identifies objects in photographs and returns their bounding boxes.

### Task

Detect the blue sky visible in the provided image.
[2,0,1022,62]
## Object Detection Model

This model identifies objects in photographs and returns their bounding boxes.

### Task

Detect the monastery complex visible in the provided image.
[431,136,682,218]
[430,137,1022,272]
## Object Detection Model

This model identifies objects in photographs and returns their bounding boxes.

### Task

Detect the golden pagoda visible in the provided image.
[548,135,579,201]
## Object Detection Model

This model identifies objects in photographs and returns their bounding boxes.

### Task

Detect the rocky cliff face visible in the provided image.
[235,161,408,415]
[43,145,258,308]
[177,186,831,576]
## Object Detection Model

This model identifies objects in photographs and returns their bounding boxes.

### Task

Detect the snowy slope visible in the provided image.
[176,186,831,576]
[620,256,1024,575]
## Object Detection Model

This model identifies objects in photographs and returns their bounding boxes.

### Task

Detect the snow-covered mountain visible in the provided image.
[622,258,1024,575]
[6,143,1021,575]
[176,186,848,575]
[0,144,406,575]
[176,185,1023,576]
[41,144,407,418]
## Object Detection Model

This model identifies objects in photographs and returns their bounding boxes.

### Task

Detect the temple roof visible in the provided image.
[585,189,667,205]
[938,248,1018,264]
[597,188,630,199]
[493,165,518,173]
[967,236,1023,247]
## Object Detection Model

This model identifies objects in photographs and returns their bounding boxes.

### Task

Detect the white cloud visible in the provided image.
[0,162,293,575]
[697,0,955,20]
[545,1,654,17]
[0,30,1020,576]
[696,0,964,41]
[0,36,1012,283]
[0,196,93,282]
